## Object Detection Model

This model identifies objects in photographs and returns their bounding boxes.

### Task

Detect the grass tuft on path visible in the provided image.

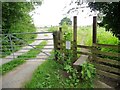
[0,41,47,75]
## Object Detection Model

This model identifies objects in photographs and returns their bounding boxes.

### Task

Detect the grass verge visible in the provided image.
[0,41,47,75]
[24,52,93,88]
[24,55,66,88]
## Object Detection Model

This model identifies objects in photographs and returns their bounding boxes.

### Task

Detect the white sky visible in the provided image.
[31,0,94,27]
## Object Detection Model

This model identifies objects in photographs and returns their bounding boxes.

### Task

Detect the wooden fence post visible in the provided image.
[53,31,58,60]
[73,16,77,62]
[93,16,97,44]
[91,16,97,62]
[59,27,63,53]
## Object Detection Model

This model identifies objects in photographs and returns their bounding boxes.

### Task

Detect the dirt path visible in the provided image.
[0,35,53,88]
[1,28,51,65]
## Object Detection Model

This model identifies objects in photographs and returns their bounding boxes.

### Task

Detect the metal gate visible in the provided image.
[0,29,54,65]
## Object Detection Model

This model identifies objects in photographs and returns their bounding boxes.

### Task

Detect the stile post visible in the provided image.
[91,16,97,62]
[73,16,77,62]
[93,16,97,44]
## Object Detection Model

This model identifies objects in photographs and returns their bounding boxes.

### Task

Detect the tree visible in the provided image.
[1,1,42,57]
[2,0,42,34]
[59,17,72,26]
[2,2,33,33]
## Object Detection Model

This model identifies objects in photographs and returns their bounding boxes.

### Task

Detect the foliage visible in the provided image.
[47,26,58,32]
[24,51,81,88]
[59,17,72,26]
[64,32,72,41]
[54,50,64,62]
[2,2,33,33]
[64,1,120,40]
[61,22,69,32]
[0,59,25,75]
[88,2,120,40]
[81,62,95,81]
[63,50,80,87]
[24,54,66,88]
[80,62,96,88]
[1,2,43,57]
[0,41,47,75]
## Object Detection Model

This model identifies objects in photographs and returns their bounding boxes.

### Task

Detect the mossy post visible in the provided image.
[73,16,77,62]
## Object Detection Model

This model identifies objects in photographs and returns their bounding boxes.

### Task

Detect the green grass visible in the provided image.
[24,54,94,88]
[0,59,25,75]
[0,41,47,75]
[24,56,66,88]
[47,26,59,32]
[76,26,119,46]
[1,34,37,58]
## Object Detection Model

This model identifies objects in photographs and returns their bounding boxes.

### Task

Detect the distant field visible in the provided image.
[48,25,119,45]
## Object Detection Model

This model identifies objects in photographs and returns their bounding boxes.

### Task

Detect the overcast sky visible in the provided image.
[31,0,94,27]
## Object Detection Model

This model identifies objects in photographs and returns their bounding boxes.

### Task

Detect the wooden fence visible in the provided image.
[53,16,120,88]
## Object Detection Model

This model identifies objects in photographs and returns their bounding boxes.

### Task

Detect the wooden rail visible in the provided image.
[94,63,120,74]
[96,69,120,80]
[94,56,120,66]
[93,43,119,50]
[77,43,120,82]
[92,49,119,57]
[77,45,92,49]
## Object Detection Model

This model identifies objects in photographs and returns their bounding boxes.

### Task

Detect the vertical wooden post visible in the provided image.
[91,16,97,62]
[93,16,97,44]
[59,27,63,53]
[73,16,77,62]
[53,31,58,60]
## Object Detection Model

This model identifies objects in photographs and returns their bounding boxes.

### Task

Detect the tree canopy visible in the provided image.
[59,17,72,26]
[2,1,42,34]
[1,1,42,57]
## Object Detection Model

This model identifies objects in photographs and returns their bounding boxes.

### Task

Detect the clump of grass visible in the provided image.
[0,59,25,75]
[18,41,47,59]
[0,41,47,75]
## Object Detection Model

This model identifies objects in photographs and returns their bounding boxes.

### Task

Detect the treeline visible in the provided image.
[1,2,41,57]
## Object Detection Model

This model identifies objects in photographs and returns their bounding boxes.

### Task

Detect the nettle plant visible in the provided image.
[80,62,96,88]
[63,50,80,87]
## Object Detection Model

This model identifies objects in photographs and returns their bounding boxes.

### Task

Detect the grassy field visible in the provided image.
[48,25,119,45]
[0,41,47,75]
